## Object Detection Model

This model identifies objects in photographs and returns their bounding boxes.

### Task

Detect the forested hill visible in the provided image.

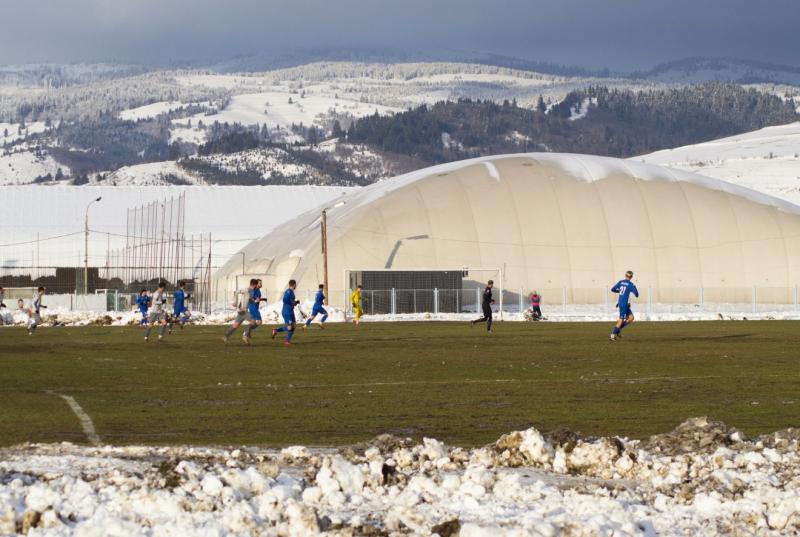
[346,83,799,162]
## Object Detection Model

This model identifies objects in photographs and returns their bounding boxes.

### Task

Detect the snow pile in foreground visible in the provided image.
[2,418,799,536]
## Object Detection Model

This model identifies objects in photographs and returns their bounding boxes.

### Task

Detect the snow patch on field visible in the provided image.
[1,418,799,535]
[0,148,65,184]
[168,126,207,145]
[118,101,185,121]
[100,161,203,186]
[0,121,47,145]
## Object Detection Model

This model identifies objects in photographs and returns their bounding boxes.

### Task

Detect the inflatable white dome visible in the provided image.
[215,153,800,307]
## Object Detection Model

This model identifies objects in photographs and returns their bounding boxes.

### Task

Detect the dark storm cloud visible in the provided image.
[0,0,798,70]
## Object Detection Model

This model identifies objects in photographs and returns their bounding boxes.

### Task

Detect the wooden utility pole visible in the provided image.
[321,209,329,305]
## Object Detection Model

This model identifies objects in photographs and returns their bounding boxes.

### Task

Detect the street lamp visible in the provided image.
[321,200,346,305]
[84,196,102,294]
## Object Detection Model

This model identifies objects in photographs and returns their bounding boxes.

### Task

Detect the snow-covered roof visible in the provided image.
[331,152,800,218]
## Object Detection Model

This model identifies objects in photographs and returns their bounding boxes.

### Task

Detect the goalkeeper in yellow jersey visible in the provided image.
[351,285,364,325]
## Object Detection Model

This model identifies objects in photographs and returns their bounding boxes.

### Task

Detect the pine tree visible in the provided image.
[307,126,319,146]
[331,120,344,140]
[536,95,547,113]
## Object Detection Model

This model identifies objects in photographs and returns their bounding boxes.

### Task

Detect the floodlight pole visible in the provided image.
[84,197,102,295]
[321,209,329,305]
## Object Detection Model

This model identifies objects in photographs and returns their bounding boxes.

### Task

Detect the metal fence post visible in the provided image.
[391,288,396,315]
[476,288,480,313]
[562,287,567,314]
[413,289,417,313]
[434,288,439,314]
[519,288,524,313]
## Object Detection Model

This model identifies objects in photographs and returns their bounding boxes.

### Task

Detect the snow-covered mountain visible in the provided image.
[639,58,800,86]
[634,122,800,204]
[2,59,799,187]
[0,61,660,186]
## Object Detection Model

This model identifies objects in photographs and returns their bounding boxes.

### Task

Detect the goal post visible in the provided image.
[343,267,503,317]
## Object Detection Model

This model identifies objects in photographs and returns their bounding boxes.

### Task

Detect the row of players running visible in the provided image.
[221,278,366,346]
[5,271,636,342]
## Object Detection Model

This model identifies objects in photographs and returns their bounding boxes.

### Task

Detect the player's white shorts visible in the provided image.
[234,311,252,324]
[149,311,167,323]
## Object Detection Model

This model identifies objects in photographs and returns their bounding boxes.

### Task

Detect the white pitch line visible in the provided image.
[47,391,101,446]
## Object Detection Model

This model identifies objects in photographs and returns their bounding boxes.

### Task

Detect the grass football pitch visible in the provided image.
[2,321,799,447]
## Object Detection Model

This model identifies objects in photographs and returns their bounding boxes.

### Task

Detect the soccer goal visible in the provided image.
[343,268,503,317]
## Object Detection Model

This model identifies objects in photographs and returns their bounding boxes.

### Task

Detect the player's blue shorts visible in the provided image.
[139,312,148,326]
[248,307,262,322]
[173,306,188,316]
[618,304,633,319]
[312,305,327,316]
[282,308,296,325]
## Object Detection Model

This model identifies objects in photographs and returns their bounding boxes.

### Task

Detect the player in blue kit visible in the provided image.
[243,279,267,344]
[610,270,639,341]
[272,279,300,346]
[135,289,151,327]
[304,284,328,329]
[169,281,191,333]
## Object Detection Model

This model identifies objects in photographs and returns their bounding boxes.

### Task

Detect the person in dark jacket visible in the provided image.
[470,280,495,332]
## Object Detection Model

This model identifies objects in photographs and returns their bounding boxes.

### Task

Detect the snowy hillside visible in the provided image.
[118,101,188,121]
[635,122,800,204]
[179,61,655,110]
[99,161,202,186]
[0,144,66,184]
[641,58,800,86]
[2,60,798,186]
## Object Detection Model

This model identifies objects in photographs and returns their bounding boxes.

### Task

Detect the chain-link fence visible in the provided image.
[329,286,800,317]
[0,266,216,313]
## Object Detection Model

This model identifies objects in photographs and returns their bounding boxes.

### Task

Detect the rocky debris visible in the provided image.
[494,428,554,467]
[645,416,746,455]
[90,315,114,325]
[432,518,461,537]
[543,426,585,452]
[759,427,800,450]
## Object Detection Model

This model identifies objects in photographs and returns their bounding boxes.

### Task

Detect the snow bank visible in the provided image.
[2,303,798,329]
[2,418,799,535]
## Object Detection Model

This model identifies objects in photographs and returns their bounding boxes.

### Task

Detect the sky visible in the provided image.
[0,0,798,71]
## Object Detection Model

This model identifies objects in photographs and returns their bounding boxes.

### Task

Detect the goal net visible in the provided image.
[343,268,502,316]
